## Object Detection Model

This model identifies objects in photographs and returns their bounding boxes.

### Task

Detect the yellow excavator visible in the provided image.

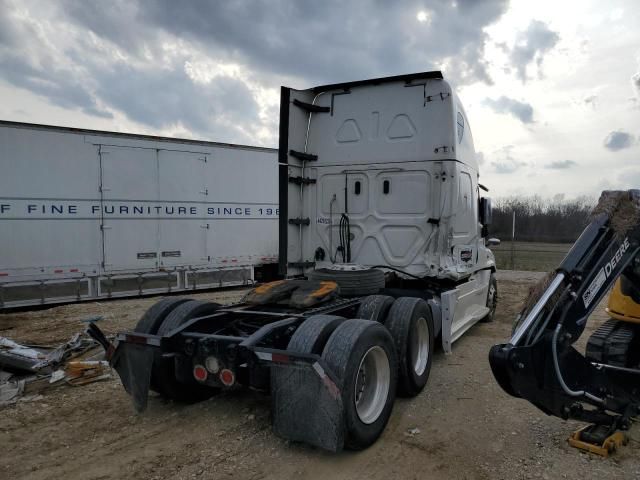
[607,276,640,324]
[490,190,640,456]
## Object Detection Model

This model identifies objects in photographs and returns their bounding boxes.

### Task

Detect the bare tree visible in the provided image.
[491,195,595,243]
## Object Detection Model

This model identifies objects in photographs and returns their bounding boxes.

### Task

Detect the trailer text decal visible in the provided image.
[0,200,279,219]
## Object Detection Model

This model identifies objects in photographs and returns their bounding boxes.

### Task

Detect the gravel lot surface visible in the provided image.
[1,271,639,480]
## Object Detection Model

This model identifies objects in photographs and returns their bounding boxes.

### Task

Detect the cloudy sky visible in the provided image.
[1,0,638,199]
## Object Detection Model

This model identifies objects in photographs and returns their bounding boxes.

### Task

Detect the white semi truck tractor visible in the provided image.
[89,71,498,452]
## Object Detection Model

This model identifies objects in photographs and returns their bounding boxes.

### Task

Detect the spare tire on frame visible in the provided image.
[307,267,385,297]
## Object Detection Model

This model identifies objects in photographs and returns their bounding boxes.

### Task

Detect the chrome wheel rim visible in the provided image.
[354,346,390,424]
[411,317,429,376]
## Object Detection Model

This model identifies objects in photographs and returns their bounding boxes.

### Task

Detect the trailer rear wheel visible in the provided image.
[481,273,498,323]
[154,300,221,402]
[288,315,345,354]
[322,319,397,450]
[385,297,434,397]
[134,297,190,335]
[357,295,394,323]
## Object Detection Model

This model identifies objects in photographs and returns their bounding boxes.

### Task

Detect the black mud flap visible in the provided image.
[111,342,155,413]
[271,360,344,452]
[86,323,156,413]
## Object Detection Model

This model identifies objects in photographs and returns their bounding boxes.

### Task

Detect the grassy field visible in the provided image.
[491,241,572,272]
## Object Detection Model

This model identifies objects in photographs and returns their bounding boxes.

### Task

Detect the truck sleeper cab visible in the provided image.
[281,70,497,352]
[90,71,497,452]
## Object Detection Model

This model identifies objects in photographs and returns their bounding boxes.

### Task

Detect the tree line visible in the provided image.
[489,195,595,243]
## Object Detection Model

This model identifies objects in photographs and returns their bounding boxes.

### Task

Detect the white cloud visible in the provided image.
[0,0,512,145]
[603,130,635,151]
[545,160,576,169]
[632,71,640,100]
[1,0,640,201]
[483,96,534,123]
[490,145,528,174]
[508,20,560,82]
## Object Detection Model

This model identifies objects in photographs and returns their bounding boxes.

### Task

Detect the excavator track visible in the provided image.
[586,319,640,368]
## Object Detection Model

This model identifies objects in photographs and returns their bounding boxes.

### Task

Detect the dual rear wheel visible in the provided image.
[135,298,220,402]
[287,295,435,449]
[135,293,435,450]
[288,314,397,450]
[357,295,434,396]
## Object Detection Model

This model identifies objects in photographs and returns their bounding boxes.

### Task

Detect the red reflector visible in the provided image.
[271,353,289,364]
[193,365,208,382]
[0,273,7,277]
[231,259,238,263]
[54,269,63,273]
[70,269,79,273]
[219,368,235,386]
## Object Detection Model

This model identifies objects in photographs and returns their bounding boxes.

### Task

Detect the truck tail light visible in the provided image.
[219,368,235,386]
[193,364,208,382]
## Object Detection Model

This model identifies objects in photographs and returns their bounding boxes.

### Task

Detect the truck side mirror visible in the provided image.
[480,197,492,226]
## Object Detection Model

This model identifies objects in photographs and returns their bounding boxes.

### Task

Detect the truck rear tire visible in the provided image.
[288,315,345,354]
[307,268,385,296]
[385,297,434,397]
[154,300,221,402]
[357,295,394,323]
[134,297,190,335]
[135,297,191,393]
[322,319,397,450]
[481,273,498,323]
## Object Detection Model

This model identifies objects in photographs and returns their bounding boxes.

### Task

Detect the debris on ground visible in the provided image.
[0,377,24,406]
[0,332,98,374]
[65,360,112,386]
[0,329,111,406]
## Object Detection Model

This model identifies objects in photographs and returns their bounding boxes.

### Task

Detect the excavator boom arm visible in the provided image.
[490,190,640,428]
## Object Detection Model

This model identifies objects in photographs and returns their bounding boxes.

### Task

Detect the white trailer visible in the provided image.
[0,121,279,308]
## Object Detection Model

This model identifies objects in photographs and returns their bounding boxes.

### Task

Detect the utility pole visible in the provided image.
[511,210,516,269]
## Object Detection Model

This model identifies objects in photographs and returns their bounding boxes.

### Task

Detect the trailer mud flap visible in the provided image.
[271,361,344,452]
[86,323,156,413]
[111,342,155,413]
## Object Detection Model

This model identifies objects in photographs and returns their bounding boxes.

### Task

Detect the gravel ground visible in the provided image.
[1,271,639,480]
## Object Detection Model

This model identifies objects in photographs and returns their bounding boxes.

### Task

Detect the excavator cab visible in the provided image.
[607,275,640,324]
